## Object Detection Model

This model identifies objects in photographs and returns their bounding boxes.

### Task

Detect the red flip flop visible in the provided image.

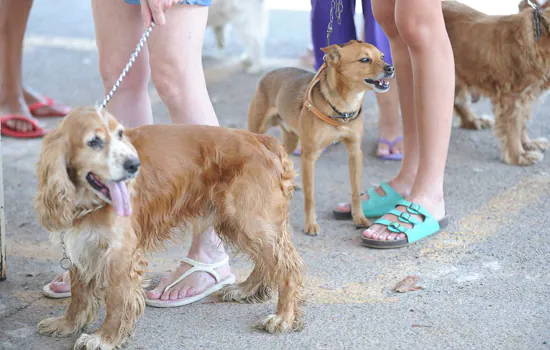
[28,97,71,118]
[1,115,46,138]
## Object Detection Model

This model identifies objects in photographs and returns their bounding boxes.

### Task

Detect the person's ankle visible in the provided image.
[388,177,414,197]
[186,245,228,264]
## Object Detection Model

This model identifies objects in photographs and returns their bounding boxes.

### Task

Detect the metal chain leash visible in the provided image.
[527,0,549,42]
[58,24,155,271]
[99,22,156,110]
[58,205,106,270]
[59,232,72,270]
[326,0,344,47]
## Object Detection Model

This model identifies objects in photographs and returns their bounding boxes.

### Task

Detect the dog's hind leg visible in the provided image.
[454,84,493,130]
[282,128,299,155]
[494,97,543,165]
[221,215,305,333]
[38,270,100,338]
[248,88,276,135]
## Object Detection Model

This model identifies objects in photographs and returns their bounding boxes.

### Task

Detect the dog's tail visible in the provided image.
[255,133,296,198]
[248,82,275,135]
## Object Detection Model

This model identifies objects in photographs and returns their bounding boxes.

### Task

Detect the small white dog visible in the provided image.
[207,0,268,73]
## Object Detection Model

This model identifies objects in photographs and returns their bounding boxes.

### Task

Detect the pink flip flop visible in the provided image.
[28,97,71,118]
[377,137,403,160]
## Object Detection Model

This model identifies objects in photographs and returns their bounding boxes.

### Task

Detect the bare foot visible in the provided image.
[47,272,71,293]
[146,252,232,301]
[0,99,39,133]
[362,195,445,242]
[23,87,70,117]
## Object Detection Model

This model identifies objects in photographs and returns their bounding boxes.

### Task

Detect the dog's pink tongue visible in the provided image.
[106,181,132,217]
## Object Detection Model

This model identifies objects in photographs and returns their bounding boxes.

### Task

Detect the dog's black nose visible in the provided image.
[123,157,140,174]
[384,65,395,74]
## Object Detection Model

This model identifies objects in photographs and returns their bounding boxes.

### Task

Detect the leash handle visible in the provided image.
[99,22,155,110]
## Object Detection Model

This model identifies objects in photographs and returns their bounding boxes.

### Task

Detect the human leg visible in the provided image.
[0,0,37,133]
[91,0,153,128]
[362,0,402,159]
[333,0,415,218]
[139,2,230,301]
[147,4,218,126]
[45,1,231,301]
[0,0,70,137]
[363,0,454,246]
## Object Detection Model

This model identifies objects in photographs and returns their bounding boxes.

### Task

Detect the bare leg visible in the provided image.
[334,0,415,216]
[375,87,403,157]
[364,0,453,242]
[148,5,218,126]
[0,0,70,133]
[48,1,231,302]
[144,4,230,300]
[0,0,36,132]
[91,0,153,128]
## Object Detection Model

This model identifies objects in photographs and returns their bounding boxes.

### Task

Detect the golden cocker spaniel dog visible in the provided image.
[34,107,305,349]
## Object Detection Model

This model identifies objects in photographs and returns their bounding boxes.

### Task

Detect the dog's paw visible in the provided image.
[460,114,494,130]
[256,314,301,333]
[221,284,271,304]
[353,215,371,229]
[506,150,544,166]
[37,317,79,338]
[304,222,320,236]
[75,333,116,350]
[523,137,549,152]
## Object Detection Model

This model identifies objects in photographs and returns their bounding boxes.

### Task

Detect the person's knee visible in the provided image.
[395,11,446,52]
[151,58,201,102]
[371,0,399,40]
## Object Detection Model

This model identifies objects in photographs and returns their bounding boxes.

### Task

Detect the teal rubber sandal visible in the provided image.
[332,182,405,220]
[361,199,449,249]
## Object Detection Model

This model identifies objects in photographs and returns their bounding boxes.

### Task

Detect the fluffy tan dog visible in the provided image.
[34,107,305,349]
[444,0,550,165]
[247,40,395,236]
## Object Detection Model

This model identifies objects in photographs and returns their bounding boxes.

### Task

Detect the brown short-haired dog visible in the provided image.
[247,40,395,235]
[444,0,550,165]
[35,107,305,349]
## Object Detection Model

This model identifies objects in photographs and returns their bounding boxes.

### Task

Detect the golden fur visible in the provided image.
[35,107,305,349]
[248,40,395,235]
[444,0,550,165]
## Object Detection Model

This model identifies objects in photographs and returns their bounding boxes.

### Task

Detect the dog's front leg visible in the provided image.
[38,269,99,338]
[494,98,544,166]
[343,138,371,229]
[75,262,145,350]
[301,147,323,236]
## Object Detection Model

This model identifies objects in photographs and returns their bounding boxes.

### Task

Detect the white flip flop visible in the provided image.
[145,256,236,308]
[42,273,71,299]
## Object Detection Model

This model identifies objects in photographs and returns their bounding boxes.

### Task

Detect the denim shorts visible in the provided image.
[124,0,211,6]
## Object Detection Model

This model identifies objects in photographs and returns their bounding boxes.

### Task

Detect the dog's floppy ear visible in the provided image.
[321,44,342,65]
[34,128,76,232]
